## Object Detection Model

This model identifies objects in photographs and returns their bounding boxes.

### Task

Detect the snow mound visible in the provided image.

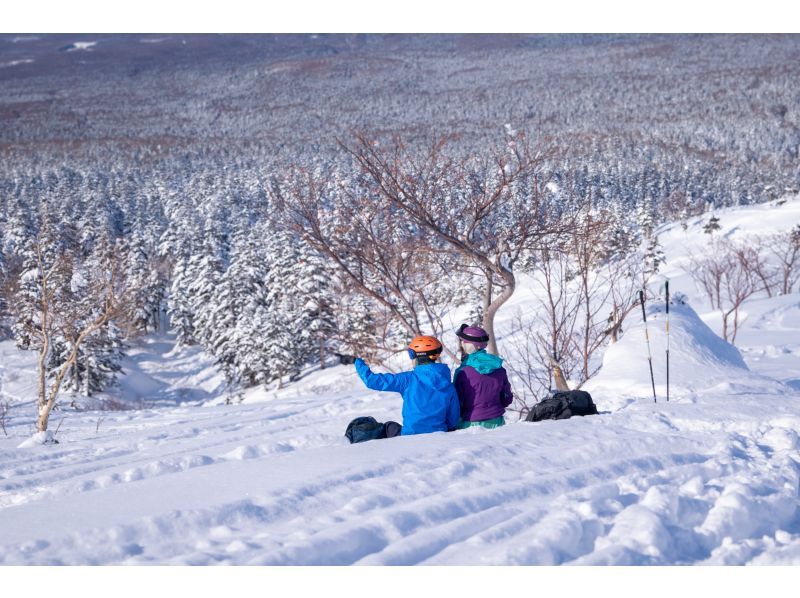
[583,299,789,411]
[17,431,58,448]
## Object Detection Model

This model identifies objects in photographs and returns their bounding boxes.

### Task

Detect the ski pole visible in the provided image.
[639,290,657,403]
[665,280,670,402]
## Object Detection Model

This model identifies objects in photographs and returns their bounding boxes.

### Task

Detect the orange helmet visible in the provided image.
[408,335,443,360]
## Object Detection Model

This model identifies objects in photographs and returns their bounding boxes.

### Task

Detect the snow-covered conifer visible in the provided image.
[212,228,270,386]
[261,226,309,386]
[167,256,196,346]
[184,244,224,349]
[644,235,666,277]
[126,230,167,335]
[296,242,338,369]
[703,215,721,235]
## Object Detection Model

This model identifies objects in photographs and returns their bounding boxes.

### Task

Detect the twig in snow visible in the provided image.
[53,415,66,439]
[0,400,8,436]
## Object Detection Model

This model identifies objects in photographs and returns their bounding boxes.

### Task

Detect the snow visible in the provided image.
[0,59,34,68]
[70,41,97,51]
[1,199,799,565]
[583,300,788,410]
[16,430,57,448]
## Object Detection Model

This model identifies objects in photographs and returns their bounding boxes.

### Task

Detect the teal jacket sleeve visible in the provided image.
[354,358,412,394]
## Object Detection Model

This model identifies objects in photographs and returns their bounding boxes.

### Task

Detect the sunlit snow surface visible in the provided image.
[1,198,799,565]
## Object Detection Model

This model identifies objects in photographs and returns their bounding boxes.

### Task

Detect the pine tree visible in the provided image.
[11,226,71,352]
[703,215,721,235]
[636,196,656,240]
[261,226,309,387]
[644,235,666,277]
[10,244,41,350]
[167,256,196,346]
[47,245,127,398]
[598,203,640,264]
[296,242,337,369]
[212,230,270,386]
[79,320,125,397]
[160,215,198,345]
[126,231,152,334]
[185,244,225,351]
[126,230,167,335]
[334,291,379,360]
[0,236,7,338]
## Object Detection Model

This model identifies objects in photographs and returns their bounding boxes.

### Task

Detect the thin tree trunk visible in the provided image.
[610,302,621,343]
[72,353,79,394]
[722,310,730,343]
[36,343,49,431]
[582,278,591,382]
[549,355,571,391]
[84,353,91,398]
[38,319,108,432]
[482,273,493,326]
[483,270,515,356]
[36,293,51,432]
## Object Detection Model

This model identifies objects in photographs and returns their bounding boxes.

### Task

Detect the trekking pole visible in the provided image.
[639,290,657,403]
[665,280,670,402]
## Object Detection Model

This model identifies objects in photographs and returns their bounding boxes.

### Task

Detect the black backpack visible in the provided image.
[345,416,387,443]
[525,390,598,422]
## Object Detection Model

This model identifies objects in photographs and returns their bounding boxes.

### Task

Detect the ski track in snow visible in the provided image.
[1,361,799,565]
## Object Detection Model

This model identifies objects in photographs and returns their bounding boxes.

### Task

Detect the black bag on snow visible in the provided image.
[525,390,598,422]
[345,416,387,443]
[345,417,403,443]
[556,390,598,416]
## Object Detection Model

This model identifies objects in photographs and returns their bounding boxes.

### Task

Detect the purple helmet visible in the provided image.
[456,324,490,349]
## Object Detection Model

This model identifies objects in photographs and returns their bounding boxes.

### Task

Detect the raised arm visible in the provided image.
[354,358,412,394]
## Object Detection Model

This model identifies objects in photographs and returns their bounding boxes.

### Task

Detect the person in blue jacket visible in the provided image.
[353,335,460,437]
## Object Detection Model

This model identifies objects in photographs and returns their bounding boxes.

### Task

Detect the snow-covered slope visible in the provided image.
[583,300,790,411]
[1,302,799,564]
[1,198,799,565]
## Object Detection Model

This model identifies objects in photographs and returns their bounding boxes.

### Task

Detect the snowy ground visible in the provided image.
[1,198,799,565]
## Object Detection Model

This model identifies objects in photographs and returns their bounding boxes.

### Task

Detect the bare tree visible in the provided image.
[280,168,465,361]
[689,240,757,344]
[507,212,645,408]
[527,245,581,386]
[604,252,648,344]
[761,227,800,295]
[13,237,133,434]
[504,310,558,419]
[739,235,779,297]
[341,131,572,355]
[571,210,625,382]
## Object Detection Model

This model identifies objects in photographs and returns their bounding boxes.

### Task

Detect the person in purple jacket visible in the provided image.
[453,324,513,429]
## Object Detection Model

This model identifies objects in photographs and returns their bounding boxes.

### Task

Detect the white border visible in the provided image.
[3,1,800,33]
[1,565,798,598]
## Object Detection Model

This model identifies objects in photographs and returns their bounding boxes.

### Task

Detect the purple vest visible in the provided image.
[454,366,513,421]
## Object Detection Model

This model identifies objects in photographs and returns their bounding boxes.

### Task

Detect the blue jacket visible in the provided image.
[354,358,460,435]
